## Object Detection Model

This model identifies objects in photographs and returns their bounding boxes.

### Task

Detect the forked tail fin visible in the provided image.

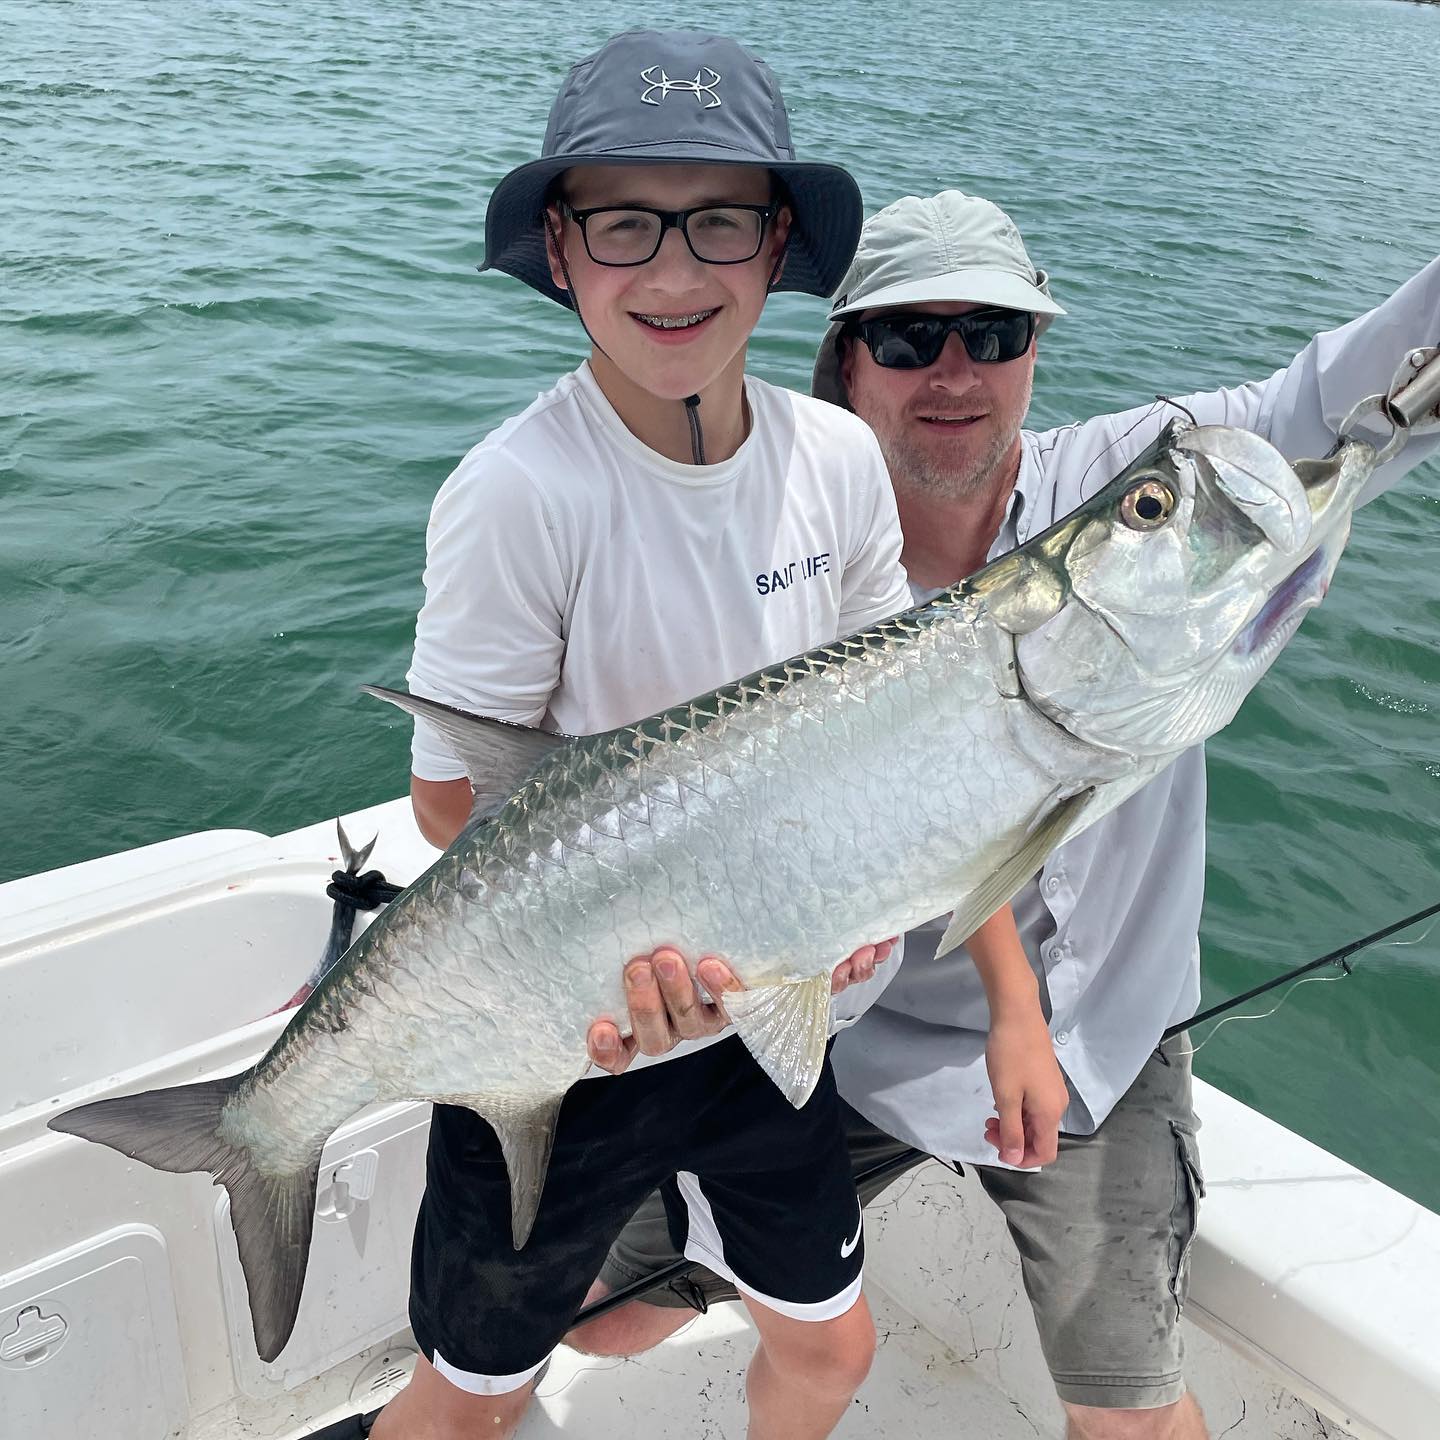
[49,1075,321,1363]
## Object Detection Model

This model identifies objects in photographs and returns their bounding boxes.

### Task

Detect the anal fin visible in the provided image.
[466,1094,566,1250]
[723,972,833,1109]
[935,788,1096,959]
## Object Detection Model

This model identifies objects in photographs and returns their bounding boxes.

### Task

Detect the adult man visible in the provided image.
[577,191,1440,1440]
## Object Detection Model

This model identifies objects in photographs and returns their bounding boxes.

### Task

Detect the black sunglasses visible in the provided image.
[848,308,1036,368]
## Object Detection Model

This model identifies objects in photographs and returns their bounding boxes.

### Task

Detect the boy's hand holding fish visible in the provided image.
[587,939,899,1072]
[585,919,1067,1172]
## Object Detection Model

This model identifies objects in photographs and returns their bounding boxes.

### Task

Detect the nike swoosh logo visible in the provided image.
[839,1211,863,1259]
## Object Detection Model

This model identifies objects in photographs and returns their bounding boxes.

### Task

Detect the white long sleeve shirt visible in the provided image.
[832,256,1440,1163]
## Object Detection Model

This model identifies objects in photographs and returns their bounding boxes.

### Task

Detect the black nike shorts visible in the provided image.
[408,1035,865,1394]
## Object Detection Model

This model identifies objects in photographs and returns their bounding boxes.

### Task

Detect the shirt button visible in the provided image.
[1047,945,1063,962]
[1054,1030,1069,1045]
[1046,877,1061,895]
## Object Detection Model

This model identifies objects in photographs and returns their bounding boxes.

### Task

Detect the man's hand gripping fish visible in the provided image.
[51,416,1398,1363]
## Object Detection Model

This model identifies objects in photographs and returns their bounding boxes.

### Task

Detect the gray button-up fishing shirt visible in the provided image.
[831,256,1440,1164]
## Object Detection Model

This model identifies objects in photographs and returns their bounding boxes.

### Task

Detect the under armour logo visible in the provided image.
[640,66,722,108]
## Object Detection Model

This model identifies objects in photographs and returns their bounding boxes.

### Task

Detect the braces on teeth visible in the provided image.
[638,310,716,329]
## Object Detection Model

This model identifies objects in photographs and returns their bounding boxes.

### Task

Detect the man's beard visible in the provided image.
[874,421,1016,499]
[871,371,1032,500]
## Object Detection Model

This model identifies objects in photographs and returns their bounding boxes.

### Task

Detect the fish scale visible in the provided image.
[50,419,1382,1363]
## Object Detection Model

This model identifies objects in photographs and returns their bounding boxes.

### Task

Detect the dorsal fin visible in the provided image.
[362,685,573,819]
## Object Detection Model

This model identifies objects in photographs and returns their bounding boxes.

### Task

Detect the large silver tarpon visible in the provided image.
[52,417,1389,1362]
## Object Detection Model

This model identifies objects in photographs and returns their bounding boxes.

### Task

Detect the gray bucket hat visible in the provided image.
[813,191,1064,408]
[482,29,863,308]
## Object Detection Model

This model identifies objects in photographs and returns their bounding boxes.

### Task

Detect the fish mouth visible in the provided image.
[1232,546,1331,657]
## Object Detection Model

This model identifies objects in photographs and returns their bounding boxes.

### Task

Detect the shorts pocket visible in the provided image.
[1167,1120,1205,1320]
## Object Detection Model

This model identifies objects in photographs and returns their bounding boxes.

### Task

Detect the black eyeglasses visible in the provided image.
[848,309,1036,368]
[559,201,776,267]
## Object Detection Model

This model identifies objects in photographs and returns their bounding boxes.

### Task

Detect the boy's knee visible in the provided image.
[821,1325,877,1395]
[763,1304,876,1395]
[369,1357,536,1440]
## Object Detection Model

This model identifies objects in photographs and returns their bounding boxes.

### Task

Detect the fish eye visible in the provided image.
[1120,478,1177,530]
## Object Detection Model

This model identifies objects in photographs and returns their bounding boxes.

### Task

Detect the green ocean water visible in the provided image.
[2,0,1438,1206]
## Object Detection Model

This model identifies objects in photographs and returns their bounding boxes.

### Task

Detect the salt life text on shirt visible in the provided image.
[756,551,833,594]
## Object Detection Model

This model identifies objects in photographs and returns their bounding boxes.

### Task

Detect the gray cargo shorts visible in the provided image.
[597,1035,1203,1411]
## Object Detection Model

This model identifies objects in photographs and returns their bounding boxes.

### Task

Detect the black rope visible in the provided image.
[286,862,404,1008]
[1161,897,1440,1041]
[325,868,403,909]
[570,1143,929,1327]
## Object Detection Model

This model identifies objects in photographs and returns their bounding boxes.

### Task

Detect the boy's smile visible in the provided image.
[548,163,789,420]
[630,306,721,340]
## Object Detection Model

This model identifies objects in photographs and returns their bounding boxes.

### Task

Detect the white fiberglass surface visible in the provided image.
[0,881,332,1115]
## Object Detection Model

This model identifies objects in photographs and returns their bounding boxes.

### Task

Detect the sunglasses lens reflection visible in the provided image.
[859,310,1034,368]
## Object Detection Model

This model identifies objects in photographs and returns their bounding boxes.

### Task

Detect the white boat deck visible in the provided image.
[250,1288,1029,1440]
[2,798,1436,1440]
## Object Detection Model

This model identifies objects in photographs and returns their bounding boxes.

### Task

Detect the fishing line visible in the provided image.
[1161,897,1440,1051]
[1385,910,1440,950]
[1167,970,1347,1060]
[1155,394,1199,426]
[1075,400,1168,501]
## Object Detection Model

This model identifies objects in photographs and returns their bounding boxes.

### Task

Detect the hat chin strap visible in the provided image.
[683,393,705,465]
[675,234,785,467]
[544,209,708,467]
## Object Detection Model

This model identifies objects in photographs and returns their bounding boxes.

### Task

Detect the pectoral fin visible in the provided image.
[363,685,574,823]
[935,788,1096,959]
[723,972,833,1108]
[466,1094,566,1249]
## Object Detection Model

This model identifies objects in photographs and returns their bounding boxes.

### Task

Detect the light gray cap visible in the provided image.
[813,190,1064,408]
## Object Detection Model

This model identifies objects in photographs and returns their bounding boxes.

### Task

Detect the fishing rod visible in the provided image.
[304,827,1434,1317]
[570,898,1439,1322]
[1161,897,1440,1041]
[316,831,1437,1049]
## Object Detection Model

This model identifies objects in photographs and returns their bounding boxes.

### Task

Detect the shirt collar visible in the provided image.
[984,438,1036,562]
[1006,434,1047,540]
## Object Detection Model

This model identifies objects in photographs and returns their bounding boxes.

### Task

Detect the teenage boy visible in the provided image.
[350,37,1065,1440]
